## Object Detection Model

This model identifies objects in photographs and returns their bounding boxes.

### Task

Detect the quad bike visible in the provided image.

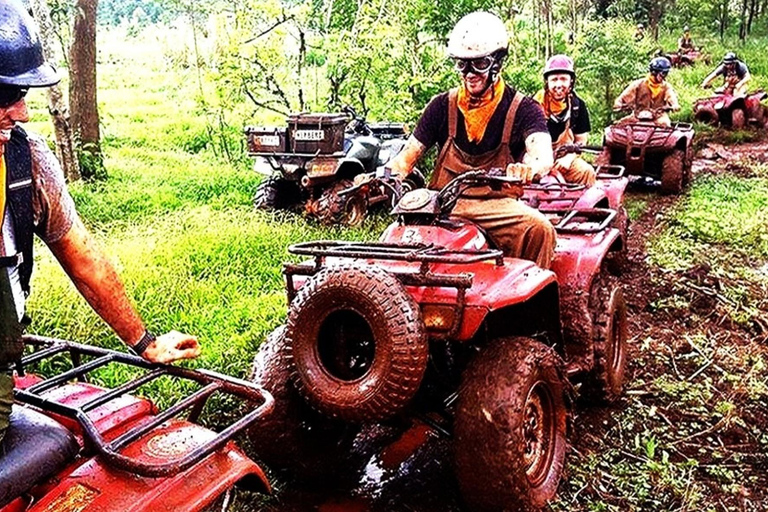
[0,335,273,511]
[665,48,707,68]
[597,108,694,195]
[245,106,424,226]
[693,89,768,129]
[249,170,628,511]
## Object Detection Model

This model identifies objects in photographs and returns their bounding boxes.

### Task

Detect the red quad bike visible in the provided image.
[248,170,629,511]
[1,335,273,512]
[693,90,768,129]
[666,49,706,68]
[598,110,694,195]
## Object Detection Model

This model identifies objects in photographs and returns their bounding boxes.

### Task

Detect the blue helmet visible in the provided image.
[0,0,59,87]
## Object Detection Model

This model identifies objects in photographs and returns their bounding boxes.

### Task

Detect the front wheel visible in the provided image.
[454,337,569,512]
[660,149,685,195]
[731,108,746,130]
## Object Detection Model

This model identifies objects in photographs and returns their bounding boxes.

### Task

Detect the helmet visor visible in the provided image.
[454,56,495,75]
[0,86,28,108]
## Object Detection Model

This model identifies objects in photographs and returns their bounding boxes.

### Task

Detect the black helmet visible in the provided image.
[0,0,59,87]
[722,52,737,64]
[649,56,671,74]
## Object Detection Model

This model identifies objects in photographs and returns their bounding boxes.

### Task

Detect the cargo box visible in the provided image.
[287,113,348,154]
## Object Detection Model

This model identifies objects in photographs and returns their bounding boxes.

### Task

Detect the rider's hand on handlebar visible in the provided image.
[353,173,374,186]
[142,331,201,364]
[505,163,537,185]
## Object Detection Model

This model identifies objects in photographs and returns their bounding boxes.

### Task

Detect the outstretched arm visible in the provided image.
[613,82,637,111]
[46,218,200,364]
[387,135,426,180]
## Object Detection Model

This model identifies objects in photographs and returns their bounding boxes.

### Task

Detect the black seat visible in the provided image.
[0,406,79,507]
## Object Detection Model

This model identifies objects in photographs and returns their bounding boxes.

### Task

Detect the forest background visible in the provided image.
[22,0,768,510]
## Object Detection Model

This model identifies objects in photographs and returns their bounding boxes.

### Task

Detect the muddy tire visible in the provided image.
[694,105,718,125]
[660,149,685,195]
[454,337,569,512]
[731,108,746,130]
[247,326,356,482]
[606,206,629,275]
[253,177,299,210]
[286,264,428,422]
[314,179,368,226]
[582,271,628,404]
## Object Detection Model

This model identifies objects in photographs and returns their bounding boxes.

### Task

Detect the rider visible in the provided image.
[0,0,199,443]
[634,23,645,41]
[533,54,596,186]
[701,52,751,97]
[386,11,556,269]
[613,56,680,127]
[677,26,695,53]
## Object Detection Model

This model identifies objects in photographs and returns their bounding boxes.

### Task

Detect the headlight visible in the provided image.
[421,304,457,332]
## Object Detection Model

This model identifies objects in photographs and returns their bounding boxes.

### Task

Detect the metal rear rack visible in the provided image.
[542,208,618,234]
[15,335,274,478]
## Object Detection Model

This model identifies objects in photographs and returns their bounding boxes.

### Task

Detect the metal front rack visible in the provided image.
[14,335,274,478]
[543,207,618,234]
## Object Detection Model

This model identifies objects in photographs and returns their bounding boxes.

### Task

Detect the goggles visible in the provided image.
[454,56,495,75]
[651,70,669,78]
[0,87,28,109]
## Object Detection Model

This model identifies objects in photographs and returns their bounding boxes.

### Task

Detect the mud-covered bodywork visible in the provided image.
[1,337,272,512]
[603,121,694,177]
[693,90,768,128]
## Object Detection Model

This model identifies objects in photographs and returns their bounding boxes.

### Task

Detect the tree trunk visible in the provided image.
[69,0,103,179]
[739,0,748,40]
[30,0,80,182]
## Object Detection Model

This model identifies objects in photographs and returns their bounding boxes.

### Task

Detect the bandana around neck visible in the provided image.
[457,77,505,143]
[534,89,569,120]
[646,75,664,99]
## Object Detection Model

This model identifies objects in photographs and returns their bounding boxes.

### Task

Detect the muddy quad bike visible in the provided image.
[693,89,768,129]
[597,109,694,195]
[245,106,425,226]
[249,170,628,511]
[523,145,630,274]
[1,335,273,511]
[665,48,706,68]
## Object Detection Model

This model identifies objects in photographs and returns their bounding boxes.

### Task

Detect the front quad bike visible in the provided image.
[249,170,629,511]
[597,112,694,195]
[693,90,768,129]
[246,106,425,226]
[1,336,273,512]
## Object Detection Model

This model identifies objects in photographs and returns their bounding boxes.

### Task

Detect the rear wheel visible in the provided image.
[286,264,428,422]
[454,337,569,511]
[731,108,746,129]
[582,271,628,404]
[314,179,368,226]
[253,177,299,210]
[660,149,685,195]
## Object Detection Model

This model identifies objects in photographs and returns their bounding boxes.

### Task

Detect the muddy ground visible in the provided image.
[246,140,768,512]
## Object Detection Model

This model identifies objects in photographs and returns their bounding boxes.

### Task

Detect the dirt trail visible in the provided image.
[253,144,768,511]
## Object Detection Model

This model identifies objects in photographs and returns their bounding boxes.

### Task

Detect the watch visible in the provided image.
[130,330,156,356]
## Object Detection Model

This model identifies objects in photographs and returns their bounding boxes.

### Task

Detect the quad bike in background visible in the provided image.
[693,89,768,129]
[665,48,708,68]
[245,106,424,226]
[248,170,628,511]
[1,336,273,511]
[597,108,695,195]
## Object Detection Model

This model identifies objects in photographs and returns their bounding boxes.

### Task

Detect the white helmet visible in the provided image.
[447,11,509,60]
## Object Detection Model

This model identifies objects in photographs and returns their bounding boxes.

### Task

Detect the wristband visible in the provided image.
[130,330,156,356]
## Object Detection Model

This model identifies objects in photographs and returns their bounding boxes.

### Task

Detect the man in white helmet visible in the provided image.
[387,11,556,269]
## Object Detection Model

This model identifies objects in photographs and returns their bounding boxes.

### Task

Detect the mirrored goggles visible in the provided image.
[454,56,495,75]
[0,87,28,109]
